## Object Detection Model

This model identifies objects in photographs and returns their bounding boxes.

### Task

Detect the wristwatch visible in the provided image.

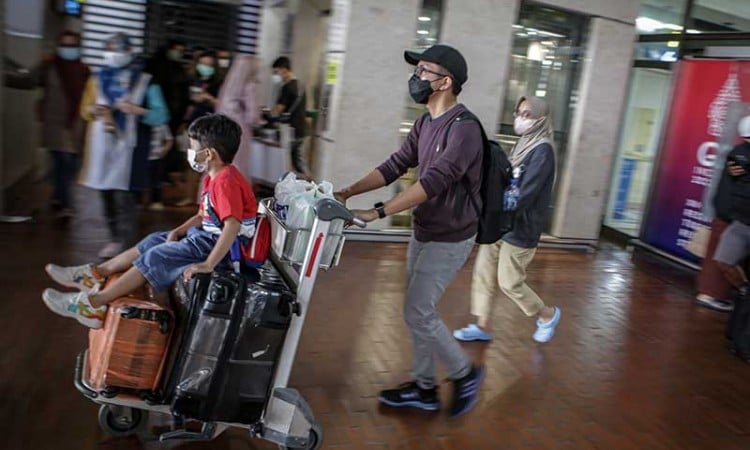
[374,202,387,219]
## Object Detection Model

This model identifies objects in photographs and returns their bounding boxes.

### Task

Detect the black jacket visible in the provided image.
[726,142,750,225]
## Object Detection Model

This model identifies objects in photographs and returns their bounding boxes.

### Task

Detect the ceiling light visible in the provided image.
[417,30,429,35]
[667,40,679,48]
[418,16,431,22]
[636,16,662,32]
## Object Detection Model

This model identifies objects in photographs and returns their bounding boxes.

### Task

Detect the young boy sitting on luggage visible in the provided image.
[42,114,259,328]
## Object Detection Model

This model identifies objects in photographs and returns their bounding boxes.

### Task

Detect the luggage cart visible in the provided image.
[74,197,364,449]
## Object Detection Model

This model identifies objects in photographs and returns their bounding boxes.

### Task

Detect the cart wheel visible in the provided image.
[279,424,322,450]
[98,404,146,437]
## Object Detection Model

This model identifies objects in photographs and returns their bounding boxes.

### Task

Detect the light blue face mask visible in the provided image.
[196,63,215,78]
[57,47,80,61]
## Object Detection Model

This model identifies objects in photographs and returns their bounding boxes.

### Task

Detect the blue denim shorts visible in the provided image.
[133,227,230,291]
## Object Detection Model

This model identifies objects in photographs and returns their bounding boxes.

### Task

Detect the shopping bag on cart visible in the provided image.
[274,173,313,221]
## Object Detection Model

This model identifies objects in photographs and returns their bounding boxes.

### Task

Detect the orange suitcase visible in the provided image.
[87,275,174,399]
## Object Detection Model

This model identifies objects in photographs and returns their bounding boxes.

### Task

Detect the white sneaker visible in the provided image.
[98,241,124,259]
[45,263,104,293]
[42,289,107,328]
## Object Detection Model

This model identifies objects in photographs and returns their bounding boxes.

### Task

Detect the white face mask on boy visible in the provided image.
[187,148,208,173]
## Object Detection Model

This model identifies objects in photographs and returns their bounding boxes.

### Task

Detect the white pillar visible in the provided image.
[551,17,636,240]
[440,0,520,133]
[319,0,421,220]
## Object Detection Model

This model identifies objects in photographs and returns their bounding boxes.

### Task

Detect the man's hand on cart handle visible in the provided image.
[351,209,378,224]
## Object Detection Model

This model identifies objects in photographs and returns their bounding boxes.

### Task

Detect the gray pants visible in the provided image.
[405,235,474,389]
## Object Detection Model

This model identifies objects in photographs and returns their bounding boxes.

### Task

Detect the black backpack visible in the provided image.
[441,111,514,244]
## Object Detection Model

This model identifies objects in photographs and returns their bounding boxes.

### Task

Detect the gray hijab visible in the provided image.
[509,96,555,168]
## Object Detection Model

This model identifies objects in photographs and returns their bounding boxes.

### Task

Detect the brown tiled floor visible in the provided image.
[2,186,750,450]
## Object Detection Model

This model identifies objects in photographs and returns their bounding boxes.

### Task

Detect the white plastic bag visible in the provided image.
[286,188,318,230]
[274,173,312,221]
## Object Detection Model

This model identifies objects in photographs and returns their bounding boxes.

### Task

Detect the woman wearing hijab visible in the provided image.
[78,33,170,258]
[454,95,561,343]
[216,55,261,182]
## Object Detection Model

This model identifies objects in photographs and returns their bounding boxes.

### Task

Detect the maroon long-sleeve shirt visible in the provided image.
[377,104,483,242]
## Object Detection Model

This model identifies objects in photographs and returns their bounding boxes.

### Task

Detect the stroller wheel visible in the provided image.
[279,423,322,450]
[98,404,147,437]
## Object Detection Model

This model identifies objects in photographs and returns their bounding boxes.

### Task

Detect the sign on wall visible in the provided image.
[641,59,750,262]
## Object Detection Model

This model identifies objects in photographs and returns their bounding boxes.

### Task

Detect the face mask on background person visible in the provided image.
[102,51,132,68]
[218,58,230,69]
[513,116,535,135]
[57,47,80,61]
[187,148,208,173]
[168,49,183,62]
[271,73,283,84]
[196,63,215,78]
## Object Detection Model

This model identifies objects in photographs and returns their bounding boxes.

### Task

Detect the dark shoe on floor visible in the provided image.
[378,381,440,411]
[449,365,485,417]
[696,295,733,313]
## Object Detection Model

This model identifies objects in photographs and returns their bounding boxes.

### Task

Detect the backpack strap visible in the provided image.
[203,190,245,269]
[441,111,484,219]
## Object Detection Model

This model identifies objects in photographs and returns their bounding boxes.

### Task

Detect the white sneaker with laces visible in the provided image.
[45,263,104,293]
[42,288,107,328]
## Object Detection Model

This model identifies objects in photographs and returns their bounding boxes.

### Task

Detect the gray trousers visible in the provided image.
[405,235,474,389]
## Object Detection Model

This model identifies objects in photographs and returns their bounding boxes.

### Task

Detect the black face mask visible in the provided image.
[409,74,434,104]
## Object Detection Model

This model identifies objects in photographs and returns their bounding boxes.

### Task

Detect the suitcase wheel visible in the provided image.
[98,404,147,437]
[100,386,121,398]
[279,424,322,450]
[140,389,164,405]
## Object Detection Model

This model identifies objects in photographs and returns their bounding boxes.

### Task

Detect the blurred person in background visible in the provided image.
[271,56,308,178]
[177,50,222,206]
[713,116,750,299]
[146,39,190,178]
[78,33,170,258]
[146,123,174,211]
[37,30,90,218]
[216,49,233,81]
[217,55,261,182]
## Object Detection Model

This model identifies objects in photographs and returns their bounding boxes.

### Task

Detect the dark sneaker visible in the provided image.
[449,365,485,417]
[378,381,440,411]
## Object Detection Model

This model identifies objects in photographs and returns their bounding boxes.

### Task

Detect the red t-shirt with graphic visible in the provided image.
[200,165,258,238]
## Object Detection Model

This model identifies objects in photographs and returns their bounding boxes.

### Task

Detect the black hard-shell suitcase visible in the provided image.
[170,265,296,423]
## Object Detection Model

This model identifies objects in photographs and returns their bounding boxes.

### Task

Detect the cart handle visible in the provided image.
[312,198,367,228]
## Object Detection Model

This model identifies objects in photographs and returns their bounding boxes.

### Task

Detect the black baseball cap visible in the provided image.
[404,44,468,87]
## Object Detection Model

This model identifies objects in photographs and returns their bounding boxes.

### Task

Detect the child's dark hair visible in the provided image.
[187,114,241,164]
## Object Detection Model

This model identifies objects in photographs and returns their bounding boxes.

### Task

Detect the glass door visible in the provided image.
[605,68,672,236]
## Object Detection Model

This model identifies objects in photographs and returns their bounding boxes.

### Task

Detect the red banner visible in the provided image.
[642,59,750,261]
